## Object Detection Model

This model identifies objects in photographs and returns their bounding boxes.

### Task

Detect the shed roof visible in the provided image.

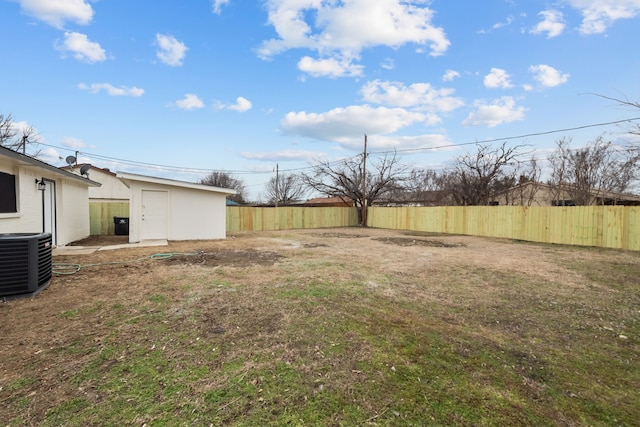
[116,171,237,195]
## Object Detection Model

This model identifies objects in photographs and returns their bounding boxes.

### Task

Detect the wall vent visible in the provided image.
[0,233,52,298]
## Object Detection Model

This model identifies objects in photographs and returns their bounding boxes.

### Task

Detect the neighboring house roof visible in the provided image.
[304,196,354,207]
[116,171,237,195]
[497,181,640,205]
[60,163,117,178]
[0,145,101,187]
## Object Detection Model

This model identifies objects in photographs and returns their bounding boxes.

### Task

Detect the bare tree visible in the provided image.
[265,172,307,205]
[200,171,246,204]
[396,169,455,205]
[0,113,41,156]
[547,136,640,205]
[302,152,409,225]
[589,94,640,138]
[442,142,522,205]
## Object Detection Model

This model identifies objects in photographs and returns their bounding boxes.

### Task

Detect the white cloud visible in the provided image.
[212,0,230,14]
[567,0,640,34]
[10,120,35,137]
[156,34,188,66]
[442,70,460,82]
[174,94,204,110]
[62,136,86,149]
[78,83,144,96]
[239,149,326,162]
[478,15,515,34]
[380,58,395,70]
[462,96,527,128]
[228,97,253,112]
[297,55,364,78]
[57,32,106,63]
[531,10,566,38]
[367,133,453,151]
[19,0,93,28]
[483,68,513,89]
[361,80,464,114]
[258,0,450,77]
[281,105,427,147]
[529,64,570,87]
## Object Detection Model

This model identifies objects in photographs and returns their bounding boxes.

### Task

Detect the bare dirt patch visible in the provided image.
[161,249,284,268]
[67,235,129,246]
[373,237,464,247]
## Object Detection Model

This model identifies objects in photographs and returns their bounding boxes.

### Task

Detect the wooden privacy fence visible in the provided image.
[367,206,640,251]
[89,202,130,236]
[90,204,358,235]
[226,206,359,232]
[89,203,639,251]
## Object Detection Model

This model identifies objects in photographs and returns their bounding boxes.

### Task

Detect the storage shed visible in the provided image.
[116,172,236,243]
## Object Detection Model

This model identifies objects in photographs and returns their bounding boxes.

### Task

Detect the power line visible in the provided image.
[369,117,640,156]
[35,117,640,177]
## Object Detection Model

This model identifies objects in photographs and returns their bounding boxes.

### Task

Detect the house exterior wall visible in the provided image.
[0,159,43,233]
[126,180,227,243]
[87,169,130,201]
[495,183,640,206]
[0,158,91,246]
[57,178,91,245]
[495,185,560,206]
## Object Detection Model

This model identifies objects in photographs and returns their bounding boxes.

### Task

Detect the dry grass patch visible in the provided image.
[1,228,638,426]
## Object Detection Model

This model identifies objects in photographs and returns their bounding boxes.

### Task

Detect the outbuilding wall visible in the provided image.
[126,179,227,242]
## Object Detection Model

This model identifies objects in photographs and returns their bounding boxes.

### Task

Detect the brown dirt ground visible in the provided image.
[1,227,636,423]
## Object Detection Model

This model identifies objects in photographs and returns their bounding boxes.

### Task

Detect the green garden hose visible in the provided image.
[52,251,204,275]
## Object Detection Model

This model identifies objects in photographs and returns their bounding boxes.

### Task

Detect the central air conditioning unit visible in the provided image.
[0,232,53,299]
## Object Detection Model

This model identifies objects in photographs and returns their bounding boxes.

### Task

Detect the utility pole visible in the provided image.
[362,134,367,226]
[274,163,279,208]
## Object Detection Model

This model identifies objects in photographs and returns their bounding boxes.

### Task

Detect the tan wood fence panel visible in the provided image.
[89,202,130,235]
[367,206,640,251]
[226,206,359,232]
[91,203,638,250]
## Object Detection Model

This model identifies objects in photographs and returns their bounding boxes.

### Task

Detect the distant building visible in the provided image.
[61,164,129,203]
[304,196,354,207]
[494,182,640,206]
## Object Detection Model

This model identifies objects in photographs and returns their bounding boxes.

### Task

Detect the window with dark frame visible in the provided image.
[0,171,18,213]
[551,199,576,206]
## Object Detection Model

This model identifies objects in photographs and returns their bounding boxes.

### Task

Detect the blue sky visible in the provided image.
[2,0,640,200]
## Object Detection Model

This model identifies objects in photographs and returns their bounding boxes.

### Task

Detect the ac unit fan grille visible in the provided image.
[0,240,30,293]
[0,233,52,297]
[37,234,53,286]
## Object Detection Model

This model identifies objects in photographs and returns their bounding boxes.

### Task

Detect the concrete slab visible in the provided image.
[98,240,168,251]
[53,240,168,255]
[53,246,101,256]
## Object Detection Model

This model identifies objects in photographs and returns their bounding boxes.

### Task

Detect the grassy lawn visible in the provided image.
[1,229,639,426]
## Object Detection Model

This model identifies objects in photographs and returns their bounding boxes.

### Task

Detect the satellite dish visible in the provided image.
[80,164,91,178]
[65,155,76,167]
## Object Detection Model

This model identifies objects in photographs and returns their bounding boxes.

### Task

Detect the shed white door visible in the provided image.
[141,190,168,240]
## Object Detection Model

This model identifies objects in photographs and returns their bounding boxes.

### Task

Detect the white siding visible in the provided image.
[123,176,229,243]
[0,161,42,233]
[57,179,91,245]
[88,169,130,201]
[0,157,93,246]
